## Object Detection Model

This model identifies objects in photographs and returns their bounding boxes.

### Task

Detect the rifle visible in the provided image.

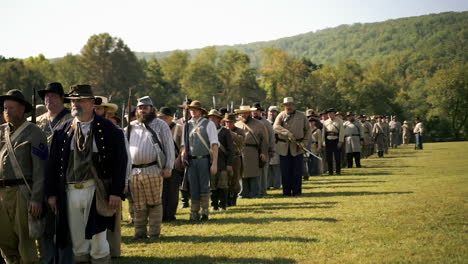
[183,96,191,167]
[212,96,216,110]
[230,101,234,113]
[126,88,132,141]
[31,87,36,124]
[288,137,322,161]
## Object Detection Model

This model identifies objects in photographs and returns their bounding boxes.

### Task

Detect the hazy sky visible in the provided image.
[1,0,467,58]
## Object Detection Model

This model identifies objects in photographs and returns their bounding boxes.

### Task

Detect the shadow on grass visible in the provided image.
[310,180,386,184]
[227,204,335,212]
[240,201,338,207]
[300,191,413,198]
[122,234,319,244]
[341,172,392,176]
[164,216,338,226]
[115,255,297,264]
[302,185,377,189]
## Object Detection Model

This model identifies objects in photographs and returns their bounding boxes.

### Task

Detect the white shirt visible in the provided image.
[181,117,219,147]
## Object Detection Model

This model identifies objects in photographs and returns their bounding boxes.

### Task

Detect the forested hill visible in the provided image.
[135,11,467,66]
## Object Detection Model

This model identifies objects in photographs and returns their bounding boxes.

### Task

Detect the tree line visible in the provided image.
[0,32,466,141]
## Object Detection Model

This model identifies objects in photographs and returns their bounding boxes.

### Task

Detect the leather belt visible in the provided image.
[189,155,210,160]
[0,179,32,187]
[245,144,258,148]
[326,132,338,136]
[132,160,158,168]
[345,134,361,137]
[67,179,95,190]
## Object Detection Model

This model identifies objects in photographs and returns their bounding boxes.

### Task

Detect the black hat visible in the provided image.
[0,89,33,113]
[157,106,172,117]
[251,102,264,111]
[326,108,337,113]
[219,107,228,116]
[65,84,102,105]
[38,82,69,102]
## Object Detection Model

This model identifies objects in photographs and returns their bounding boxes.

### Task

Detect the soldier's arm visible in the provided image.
[273,112,291,137]
[338,120,345,143]
[303,115,311,146]
[30,126,48,203]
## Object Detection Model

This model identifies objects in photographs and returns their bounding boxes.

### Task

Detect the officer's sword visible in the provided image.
[288,138,322,161]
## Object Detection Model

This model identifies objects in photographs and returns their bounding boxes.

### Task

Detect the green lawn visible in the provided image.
[116,142,468,264]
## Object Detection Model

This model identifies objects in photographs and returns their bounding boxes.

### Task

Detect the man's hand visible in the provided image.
[29,201,42,217]
[260,153,267,162]
[210,163,218,176]
[124,185,129,194]
[226,165,233,172]
[337,142,343,149]
[161,169,172,178]
[48,196,57,214]
[109,195,121,210]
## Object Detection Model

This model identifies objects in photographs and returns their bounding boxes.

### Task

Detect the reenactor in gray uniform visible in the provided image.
[413,118,424,150]
[372,115,387,157]
[383,116,390,154]
[267,106,281,189]
[389,116,402,148]
[343,112,364,168]
[223,113,245,206]
[235,105,268,199]
[0,89,48,264]
[402,121,411,144]
[359,115,373,158]
[251,103,274,197]
[322,108,345,175]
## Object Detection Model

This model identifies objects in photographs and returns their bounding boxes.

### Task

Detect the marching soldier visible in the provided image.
[0,89,48,264]
[322,108,345,175]
[383,116,390,154]
[126,97,175,238]
[251,102,274,197]
[267,106,281,189]
[36,82,74,263]
[181,101,219,221]
[223,113,245,206]
[343,112,364,168]
[207,109,234,210]
[307,117,323,176]
[372,115,387,157]
[273,97,310,196]
[158,107,183,221]
[46,84,127,263]
[235,105,267,199]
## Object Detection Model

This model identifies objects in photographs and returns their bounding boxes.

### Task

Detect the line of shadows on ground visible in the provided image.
[115,255,297,264]
[122,234,319,244]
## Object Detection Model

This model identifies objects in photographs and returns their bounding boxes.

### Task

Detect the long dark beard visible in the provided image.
[241,115,251,123]
[137,111,156,123]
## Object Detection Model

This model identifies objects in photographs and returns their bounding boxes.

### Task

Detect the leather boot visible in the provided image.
[91,254,110,264]
[226,191,232,207]
[219,188,228,210]
[200,194,210,222]
[347,153,353,168]
[181,190,190,208]
[190,200,200,221]
[210,189,219,210]
[232,193,238,206]
[133,208,148,239]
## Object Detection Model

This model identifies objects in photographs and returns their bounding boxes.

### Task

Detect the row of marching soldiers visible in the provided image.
[0,82,420,264]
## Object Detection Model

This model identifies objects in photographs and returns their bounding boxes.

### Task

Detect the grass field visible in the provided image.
[116,142,468,264]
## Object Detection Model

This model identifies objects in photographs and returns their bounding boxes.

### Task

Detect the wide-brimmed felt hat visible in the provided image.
[282,97,295,105]
[346,111,355,117]
[207,109,223,119]
[222,113,237,122]
[234,105,252,114]
[65,84,102,105]
[187,100,207,113]
[326,108,337,113]
[359,114,366,119]
[403,120,408,124]
[0,89,33,113]
[306,109,314,117]
[95,96,118,112]
[157,106,172,117]
[38,82,70,103]
[251,102,264,111]
[336,111,343,116]
[178,98,193,108]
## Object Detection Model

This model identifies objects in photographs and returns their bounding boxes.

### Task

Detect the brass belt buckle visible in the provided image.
[74,183,84,189]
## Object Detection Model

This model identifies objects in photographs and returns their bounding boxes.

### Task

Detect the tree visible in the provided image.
[80,33,144,105]
[53,53,86,89]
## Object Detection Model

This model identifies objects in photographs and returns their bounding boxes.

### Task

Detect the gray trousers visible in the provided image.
[240,177,260,198]
[268,164,281,189]
[188,158,211,200]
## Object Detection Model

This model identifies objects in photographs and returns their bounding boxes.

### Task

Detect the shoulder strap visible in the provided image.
[243,122,260,146]
[143,122,165,156]
[4,123,32,194]
[194,121,212,155]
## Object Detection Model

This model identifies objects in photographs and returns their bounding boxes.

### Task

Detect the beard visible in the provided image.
[240,115,251,123]
[137,111,156,123]
[71,105,84,117]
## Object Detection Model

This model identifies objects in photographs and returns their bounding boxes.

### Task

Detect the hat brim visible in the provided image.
[38,90,70,103]
[188,106,207,113]
[0,95,33,113]
[282,102,294,105]
[250,107,264,111]
[207,114,223,119]
[234,109,252,114]
[102,103,118,112]
[65,95,102,105]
